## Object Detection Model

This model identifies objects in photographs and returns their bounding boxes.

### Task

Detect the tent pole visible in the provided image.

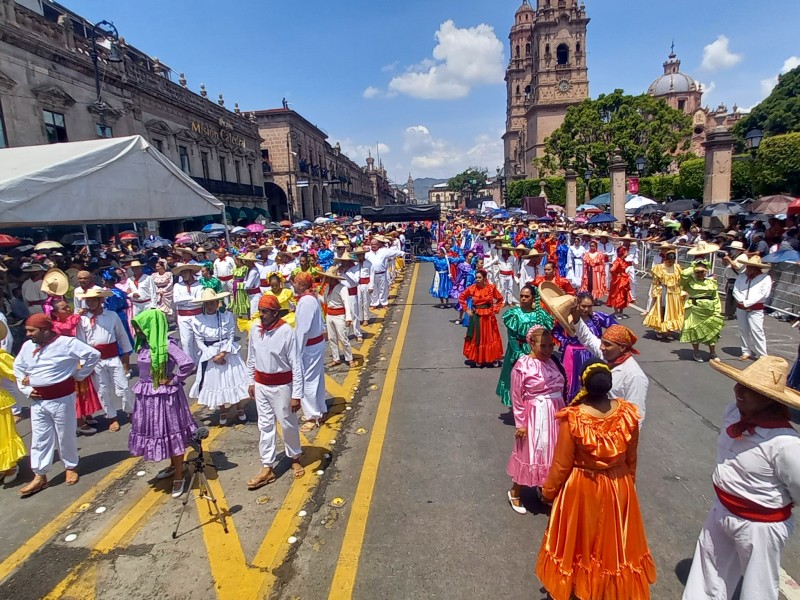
[222,208,231,248]
[82,223,90,248]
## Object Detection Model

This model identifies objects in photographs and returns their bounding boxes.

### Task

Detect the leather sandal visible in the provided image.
[65,469,79,486]
[247,470,276,490]
[108,420,121,432]
[290,462,305,479]
[19,475,48,498]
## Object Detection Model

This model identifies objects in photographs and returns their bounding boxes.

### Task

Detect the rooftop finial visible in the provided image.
[670,39,676,58]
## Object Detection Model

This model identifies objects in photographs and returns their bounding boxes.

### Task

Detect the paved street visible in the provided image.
[1,263,800,599]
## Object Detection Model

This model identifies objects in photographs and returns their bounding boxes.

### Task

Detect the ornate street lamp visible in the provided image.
[745,128,763,154]
[89,20,122,138]
[634,156,646,176]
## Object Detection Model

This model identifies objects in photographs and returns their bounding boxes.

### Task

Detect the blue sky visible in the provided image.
[64,0,799,182]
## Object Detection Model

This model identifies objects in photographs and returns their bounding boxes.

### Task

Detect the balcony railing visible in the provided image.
[192,177,264,198]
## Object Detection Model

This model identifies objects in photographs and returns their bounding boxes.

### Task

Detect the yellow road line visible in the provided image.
[328,264,418,600]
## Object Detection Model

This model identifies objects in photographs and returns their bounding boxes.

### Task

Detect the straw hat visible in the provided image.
[687,241,720,256]
[334,251,357,262]
[737,255,771,270]
[613,235,637,243]
[319,266,345,281]
[175,247,196,257]
[658,242,678,251]
[40,268,69,296]
[523,250,543,260]
[190,288,231,304]
[538,281,577,336]
[286,244,303,253]
[729,241,745,251]
[171,263,202,276]
[76,287,113,300]
[238,252,259,263]
[514,243,529,253]
[334,240,349,248]
[126,260,144,268]
[710,356,800,409]
[352,247,368,255]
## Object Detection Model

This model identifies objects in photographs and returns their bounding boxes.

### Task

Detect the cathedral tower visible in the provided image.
[503,0,590,179]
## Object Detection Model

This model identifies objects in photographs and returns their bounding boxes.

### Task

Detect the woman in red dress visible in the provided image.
[459,269,504,367]
[606,246,632,319]
[534,261,576,295]
[581,240,608,304]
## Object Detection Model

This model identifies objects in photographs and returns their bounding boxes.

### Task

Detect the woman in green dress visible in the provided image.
[496,284,554,407]
[680,259,724,362]
[230,255,250,320]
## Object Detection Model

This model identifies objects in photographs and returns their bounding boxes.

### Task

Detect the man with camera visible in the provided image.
[720,240,747,320]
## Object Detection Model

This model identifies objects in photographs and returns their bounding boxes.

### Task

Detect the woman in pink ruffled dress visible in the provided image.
[506,325,566,514]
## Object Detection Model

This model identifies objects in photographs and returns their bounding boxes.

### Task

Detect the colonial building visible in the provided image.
[0,0,266,229]
[503,0,590,180]
[428,183,459,210]
[647,47,746,157]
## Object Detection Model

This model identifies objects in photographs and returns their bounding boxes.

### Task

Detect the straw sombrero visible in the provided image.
[238,252,259,263]
[76,288,113,300]
[319,266,345,281]
[171,263,202,276]
[41,268,69,296]
[612,235,637,243]
[710,356,800,409]
[523,250,543,260]
[687,241,720,256]
[737,255,771,270]
[538,281,577,336]
[334,251,357,262]
[658,242,678,252]
[190,288,231,304]
[352,247,368,255]
[514,243,529,253]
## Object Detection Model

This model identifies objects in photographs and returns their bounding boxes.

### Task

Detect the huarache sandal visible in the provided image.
[108,420,121,432]
[300,420,319,433]
[291,462,305,479]
[247,471,277,490]
[19,475,48,498]
[65,469,79,486]
[1,467,19,485]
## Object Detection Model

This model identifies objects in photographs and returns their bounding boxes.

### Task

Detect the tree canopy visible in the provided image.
[536,89,692,176]
[447,167,488,194]
[736,66,800,138]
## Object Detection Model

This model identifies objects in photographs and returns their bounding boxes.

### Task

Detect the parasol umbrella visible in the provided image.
[662,199,700,212]
[547,204,564,212]
[34,241,64,251]
[633,204,664,216]
[72,239,99,246]
[625,195,657,211]
[537,216,554,223]
[60,232,92,245]
[202,223,228,233]
[750,195,795,215]
[587,213,617,225]
[580,206,604,214]
[230,226,248,235]
[314,216,333,224]
[246,223,266,233]
[0,234,22,248]
[279,220,292,227]
[14,244,35,253]
[118,232,139,241]
[698,203,744,218]
[574,216,588,224]
[142,237,172,249]
[174,231,209,245]
[264,222,283,231]
[787,198,800,216]
[763,249,800,263]
[292,221,312,229]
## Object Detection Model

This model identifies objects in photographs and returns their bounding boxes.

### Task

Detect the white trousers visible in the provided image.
[327,314,353,362]
[627,265,637,301]
[177,316,199,363]
[131,301,152,317]
[371,273,388,307]
[357,284,373,324]
[30,395,79,475]
[301,342,327,420]
[254,382,301,467]
[91,356,134,416]
[683,501,793,600]
[737,308,767,358]
[498,275,516,305]
[347,292,362,337]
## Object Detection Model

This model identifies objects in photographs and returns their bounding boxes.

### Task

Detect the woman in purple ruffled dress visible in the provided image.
[128,309,198,498]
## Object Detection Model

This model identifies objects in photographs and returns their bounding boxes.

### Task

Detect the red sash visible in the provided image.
[218,275,233,281]
[736,302,765,311]
[254,370,292,386]
[359,277,370,285]
[246,288,261,295]
[347,287,357,296]
[93,342,118,360]
[306,334,324,346]
[33,378,76,400]
[499,270,513,276]
[714,485,792,523]
[177,308,202,317]
[327,306,346,316]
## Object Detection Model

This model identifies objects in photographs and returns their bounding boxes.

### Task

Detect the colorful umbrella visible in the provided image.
[587,213,617,224]
[788,198,800,216]
[246,223,266,233]
[698,203,743,218]
[0,234,22,248]
[174,231,209,244]
[118,232,139,240]
[34,240,64,251]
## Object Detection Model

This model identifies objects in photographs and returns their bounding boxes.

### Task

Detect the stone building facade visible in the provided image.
[503,0,590,180]
[647,48,746,158]
[428,183,459,210]
[0,0,266,230]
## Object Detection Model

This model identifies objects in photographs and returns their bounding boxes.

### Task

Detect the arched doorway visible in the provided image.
[312,185,321,218]
[263,182,289,221]
[322,187,331,215]
[301,188,313,221]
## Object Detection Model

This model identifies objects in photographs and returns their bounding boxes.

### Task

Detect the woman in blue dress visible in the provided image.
[556,234,569,277]
[417,248,462,308]
[101,267,135,347]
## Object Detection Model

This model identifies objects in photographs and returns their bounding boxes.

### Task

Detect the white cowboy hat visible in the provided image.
[737,255,771,270]
[687,241,720,256]
[710,356,800,409]
[76,287,113,300]
[319,266,345,281]
[40,268,69,296]
[171,263,202,276]
[538,281,577,336]
[190,288,231,304]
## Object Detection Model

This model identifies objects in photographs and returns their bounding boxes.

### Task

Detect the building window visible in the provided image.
[247,163,253,185]
[557,44,569,65]
[525,43,531,56]
[678,98,687,111]
[219,156,227,182]
[0,102,7,148]
[235,160,241,184]
[43,110,68,144]
[96,123,112,138]
[179,145,191,174]
[201,151,210,179]
[153,139,163,153]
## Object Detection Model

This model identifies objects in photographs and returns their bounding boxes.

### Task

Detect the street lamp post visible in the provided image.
[89,20,122,138]
[583,168,593,203]
[745,128,763,198]
[285,131,298,222]
[635,156,646,176]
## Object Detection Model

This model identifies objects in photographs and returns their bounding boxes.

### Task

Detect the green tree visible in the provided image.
[537,89,692,176]
[447,167,488,195]
[753,132,800,196]
[735,67,800,139]
[678,158,705,199]
[507,179,540,207]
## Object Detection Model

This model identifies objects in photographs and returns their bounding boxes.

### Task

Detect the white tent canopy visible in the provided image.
[0,135,224,227]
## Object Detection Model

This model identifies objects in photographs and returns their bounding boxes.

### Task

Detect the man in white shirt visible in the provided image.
[366,237,404,308]
[516,250,541,289]
[597,234,615,286]
[14,313,100,496]
[496,247,517,306]
[732,256,773,361]
[239,253,262,318]
[73,270,102,313]
[353,248,374,328]
[172,264,203,362]
[293,272,328,431]
[322,268,354,367]
[683,356,800,600]
[75,288,134,431]
[124,260,157,317]
[21,264,48,315]
[213,249,237,299]
[721,241,747,319]
[245,294,304,489]
[336,252,362,341]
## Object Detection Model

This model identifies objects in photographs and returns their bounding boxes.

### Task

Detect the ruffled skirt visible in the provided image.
[189,352,250,408]
[429,272,453,299]
[536,465,656,600]
[0,405,27,471]
[75,376,102,419]
[463,313,504,364]
[129,382,198,462]
[507,393,564,486]
[680,299,724,344]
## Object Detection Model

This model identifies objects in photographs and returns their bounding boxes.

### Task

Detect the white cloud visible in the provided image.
[701,35,742,71]
[403,125,502,177]
[335,138,391,162]
[381,61,399,73]
[388,20,505,100]
[759,55,800,98]
[363,86,380,99]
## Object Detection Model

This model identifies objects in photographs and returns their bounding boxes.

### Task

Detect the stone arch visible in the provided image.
[557,43,569,65]
[264,182,288,221]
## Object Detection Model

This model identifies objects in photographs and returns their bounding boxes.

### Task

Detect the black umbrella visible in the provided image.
[662,199,699,212]
[633,204,664,216]
[263,222,283,231]
[743,212,770,222]
[72,239,99,246]
[698,203,744,218]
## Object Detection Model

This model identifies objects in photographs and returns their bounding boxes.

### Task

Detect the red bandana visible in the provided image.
[259,318,286,338]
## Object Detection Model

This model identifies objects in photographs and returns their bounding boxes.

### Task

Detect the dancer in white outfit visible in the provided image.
[188,289,250,425]
[336,252,361,341]
[683,356,800,600]
[732,256,773,361]
[213,250,237,299]
[496,247,517,306]
[245,294,305,489]
[75,288,134,431]
[321,267,354,367]
[293,272,328,431]
[238,252,263,318]
[366,237,404,308]
[353,248,374,328]
[124,260,157,316]
[14,313,100,496]
[566,236,585,289]
[172,264,203,362]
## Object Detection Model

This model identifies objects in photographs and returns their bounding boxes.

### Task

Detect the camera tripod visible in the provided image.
[172,438,229,539]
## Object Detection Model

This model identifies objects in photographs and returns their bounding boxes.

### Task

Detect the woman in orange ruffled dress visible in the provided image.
[580,240,607,304]
[459,269,504,368]
[536,360,656,600]
[606,245,632,320]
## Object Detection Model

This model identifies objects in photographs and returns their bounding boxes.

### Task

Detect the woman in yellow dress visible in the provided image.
[0,321,27,484]
[643,246,685,340]
[261,272,296,327]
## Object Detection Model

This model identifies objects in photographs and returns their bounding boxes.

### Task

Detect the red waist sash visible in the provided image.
[33,378,76,400]
[347,287,358,296]
[94,342,119,360]
[499,270,514,276]
[714,484,792,523]
[218,275,233,281]
[260,279,269,287]
[327,306,346,316]
[359,277,370,285]
[306,333,324,346]
[246,288,261,295]
[254,370,292,386]
[177,308,202,317]
[736,302,766,311]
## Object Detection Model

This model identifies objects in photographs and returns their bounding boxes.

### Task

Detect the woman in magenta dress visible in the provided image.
[507,326,566,514]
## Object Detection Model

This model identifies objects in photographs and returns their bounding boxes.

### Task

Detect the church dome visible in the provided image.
[515,0,534,15]
[648,51,700,97]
